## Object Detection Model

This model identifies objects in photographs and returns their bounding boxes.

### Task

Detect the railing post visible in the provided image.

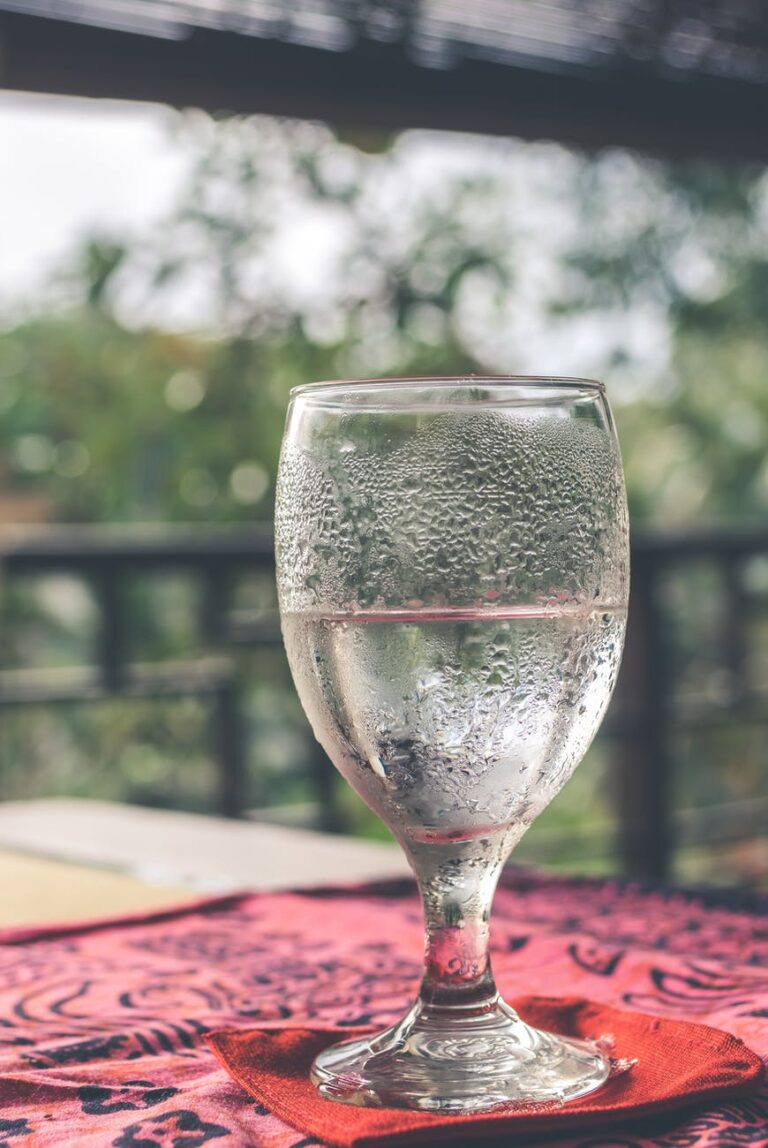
[213,678,245,818]
[201,567,233,645]
[723,557,748,704]
[613,553,672,882]
[93,567,127,691]
[308,737,347,833]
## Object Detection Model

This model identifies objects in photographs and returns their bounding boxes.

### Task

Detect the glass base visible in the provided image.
[311,997,611,1114]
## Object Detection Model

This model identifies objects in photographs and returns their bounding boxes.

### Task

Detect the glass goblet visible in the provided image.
[275,377,629,1113]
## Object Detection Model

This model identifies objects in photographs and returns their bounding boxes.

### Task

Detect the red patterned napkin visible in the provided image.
[207,994,763,1147]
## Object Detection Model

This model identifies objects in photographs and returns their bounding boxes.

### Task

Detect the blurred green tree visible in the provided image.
[3,118,768,529]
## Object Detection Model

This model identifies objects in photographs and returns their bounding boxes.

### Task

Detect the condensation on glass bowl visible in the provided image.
[276,408,627,615]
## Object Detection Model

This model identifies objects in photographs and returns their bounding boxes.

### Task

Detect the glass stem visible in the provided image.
[405,831,513,1015]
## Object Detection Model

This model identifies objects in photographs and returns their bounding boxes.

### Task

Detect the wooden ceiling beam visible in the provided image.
[2,10,767,163]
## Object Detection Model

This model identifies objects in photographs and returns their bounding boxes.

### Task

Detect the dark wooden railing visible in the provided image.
[1,523,766,879]
[610,526,768,882]
[0,527,276,821]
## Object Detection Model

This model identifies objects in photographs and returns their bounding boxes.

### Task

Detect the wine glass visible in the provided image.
[275,376,629,1113]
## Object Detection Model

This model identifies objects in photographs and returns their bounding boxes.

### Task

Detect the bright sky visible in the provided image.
[0,89,382,332]
[0,91,192,314]
[0,89,667,382]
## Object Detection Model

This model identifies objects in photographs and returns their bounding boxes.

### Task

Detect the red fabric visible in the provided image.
[206,997,763,1146]
[0,871,763,1145]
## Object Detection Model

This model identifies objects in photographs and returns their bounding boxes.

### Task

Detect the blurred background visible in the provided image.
[2,0,768,889]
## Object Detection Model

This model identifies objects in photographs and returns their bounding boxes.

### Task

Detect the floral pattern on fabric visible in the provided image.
[0,871,763,1145]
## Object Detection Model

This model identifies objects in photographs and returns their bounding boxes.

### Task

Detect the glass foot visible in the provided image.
[311,998,611,1113]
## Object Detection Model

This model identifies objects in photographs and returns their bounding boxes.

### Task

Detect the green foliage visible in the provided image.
[3,119,768,531]
[0,306,338,523]
[0,117,514,525]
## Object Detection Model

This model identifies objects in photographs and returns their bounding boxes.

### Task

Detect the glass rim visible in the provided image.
[289,375,604,400]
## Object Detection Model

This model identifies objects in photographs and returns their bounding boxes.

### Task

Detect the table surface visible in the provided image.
[0,801,763,1148]
[0,798,409,926]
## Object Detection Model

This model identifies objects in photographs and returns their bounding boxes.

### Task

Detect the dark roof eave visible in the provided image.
[1,9,767,164]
